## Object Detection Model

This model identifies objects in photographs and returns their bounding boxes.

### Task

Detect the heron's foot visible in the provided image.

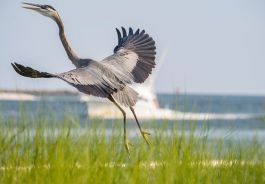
[141,130,151,146]
[124,139,133,154]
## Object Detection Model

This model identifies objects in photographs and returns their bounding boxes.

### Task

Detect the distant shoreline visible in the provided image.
[0,89,264,98]
[0,89,78,96]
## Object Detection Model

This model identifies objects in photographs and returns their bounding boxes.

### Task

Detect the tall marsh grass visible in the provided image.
[0,113,264,184]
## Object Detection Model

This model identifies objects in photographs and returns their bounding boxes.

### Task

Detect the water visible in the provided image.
[1,93,265,140]
[159,94,265,114]
[158,94,265,130]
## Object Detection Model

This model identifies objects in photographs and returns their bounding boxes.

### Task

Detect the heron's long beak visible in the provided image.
[21,2,42,11]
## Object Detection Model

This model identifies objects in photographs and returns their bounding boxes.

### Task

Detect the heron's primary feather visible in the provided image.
[102,27,156,84]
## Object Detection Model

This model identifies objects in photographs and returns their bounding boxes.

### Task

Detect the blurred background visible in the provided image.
[1,2,265,179]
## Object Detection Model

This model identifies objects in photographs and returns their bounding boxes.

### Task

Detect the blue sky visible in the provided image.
[1,0,265,95]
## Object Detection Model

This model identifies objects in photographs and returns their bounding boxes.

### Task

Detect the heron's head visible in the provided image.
[22,2,59,20]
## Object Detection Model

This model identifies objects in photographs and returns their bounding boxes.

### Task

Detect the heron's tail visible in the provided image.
[112,86,138,107]
[11,63,55,78]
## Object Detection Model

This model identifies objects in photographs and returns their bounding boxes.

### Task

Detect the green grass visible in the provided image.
[0,115,264,184]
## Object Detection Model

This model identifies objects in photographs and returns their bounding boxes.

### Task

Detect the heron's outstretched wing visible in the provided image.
[12,62,123,98]
[102,27,156,84]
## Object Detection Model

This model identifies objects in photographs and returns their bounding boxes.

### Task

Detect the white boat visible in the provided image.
[80,79,175,119]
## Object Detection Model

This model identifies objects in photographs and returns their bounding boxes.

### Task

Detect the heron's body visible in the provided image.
[12,3,156,153]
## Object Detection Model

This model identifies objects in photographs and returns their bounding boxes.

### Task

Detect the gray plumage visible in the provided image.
[12,2,155,153]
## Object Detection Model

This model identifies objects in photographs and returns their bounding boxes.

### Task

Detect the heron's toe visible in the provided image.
[124,139,133,154]
[141,130,151,146]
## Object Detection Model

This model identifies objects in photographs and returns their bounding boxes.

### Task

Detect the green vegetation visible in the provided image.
[0,116,264,184]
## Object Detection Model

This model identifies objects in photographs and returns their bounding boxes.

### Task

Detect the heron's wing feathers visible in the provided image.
[102,27,156,84]
[12,63,54,78]
[58,66,124,98]
[12,62,124,98]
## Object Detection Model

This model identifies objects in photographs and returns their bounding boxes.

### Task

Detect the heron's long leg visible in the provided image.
[108,95,132,154]
[129,106,151,145]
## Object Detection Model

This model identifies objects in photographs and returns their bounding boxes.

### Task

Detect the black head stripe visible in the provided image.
[42,5,56,11]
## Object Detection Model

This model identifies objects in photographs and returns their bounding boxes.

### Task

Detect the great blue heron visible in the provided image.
[12,3,156,153]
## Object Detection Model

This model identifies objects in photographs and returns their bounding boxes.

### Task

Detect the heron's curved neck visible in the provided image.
[54,15,80,67]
